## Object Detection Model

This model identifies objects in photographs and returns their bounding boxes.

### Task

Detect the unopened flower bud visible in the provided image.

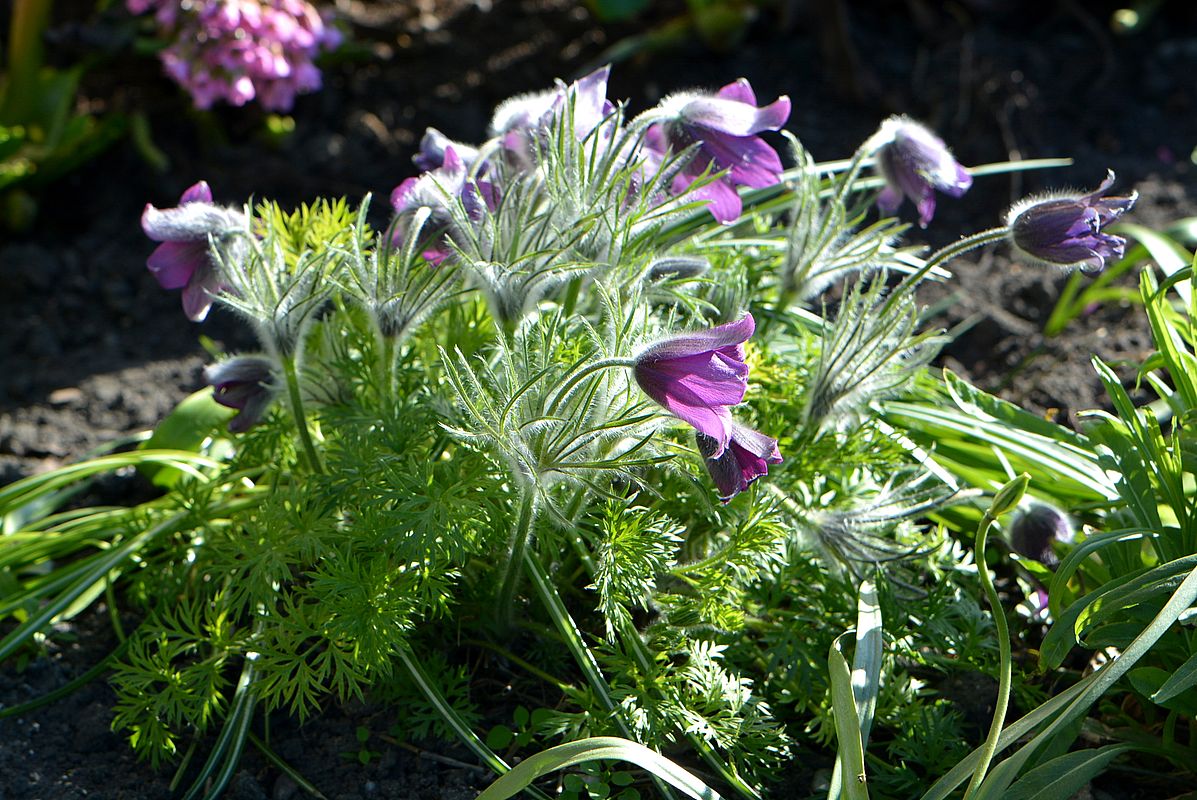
[1006,502,1075,567]
[205,356,279,433]
[646,256,710,281]
[1006,171,1137,271]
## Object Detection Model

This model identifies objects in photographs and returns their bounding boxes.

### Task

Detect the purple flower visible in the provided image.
[205,356,277,433]
[1007,502,1075,567]
[489,66,615,169]
[1007,172,1137,271]
[644,79,790,223]
[413,128,483,174]
[390,145,498,265]
[141,181,245,321]
[633,313,755,456]
[127,0,340,112]
[875,117,972,228]
[696,422,782,502]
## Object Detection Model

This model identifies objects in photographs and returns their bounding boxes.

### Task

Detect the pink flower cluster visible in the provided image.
[127,0,342,112]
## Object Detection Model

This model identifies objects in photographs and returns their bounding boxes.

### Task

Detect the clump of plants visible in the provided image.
[5,61,1196,800]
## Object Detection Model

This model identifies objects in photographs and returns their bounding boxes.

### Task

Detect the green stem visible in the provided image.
[901,227,1010,292]
[964,513,1014,799]
[281,356,323,474]
[546,357,637,416]
[496,492,535,629]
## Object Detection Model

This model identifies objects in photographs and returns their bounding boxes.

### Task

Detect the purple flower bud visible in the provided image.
[874,117,972,228]
[633,314,755,457]
[696,422,782,502]
[141,181,245,321]
[646,79,790,223]
[1006,502,1075,567]
[205,356,278,433]
[1007,172,1137,271]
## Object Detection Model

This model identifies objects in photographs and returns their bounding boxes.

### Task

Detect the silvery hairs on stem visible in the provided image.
[802,273,947,437]
[340,200,463,342]
[786,470,954,580]
[214,204,335,360]
[438,309,665,514]
[779,135,909,303]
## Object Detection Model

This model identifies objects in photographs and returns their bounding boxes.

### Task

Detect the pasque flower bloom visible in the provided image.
[1007,172,1137,270]
[489,66,615,168]
[390,145,498,264]
[696,423,782,502]
[205,356,278,433]
[644,79,790,223]
[633,313,755,456]
[874,116,972,228]
[141,181,246,321]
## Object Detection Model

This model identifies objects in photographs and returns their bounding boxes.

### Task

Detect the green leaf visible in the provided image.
[1002,745,1132,800]
[476,738,722,800]
[828,632,869,800]
[139,390,234,487]
[1150,651,1197,704]
[487,725,514,750]
[1129,666,1197,716]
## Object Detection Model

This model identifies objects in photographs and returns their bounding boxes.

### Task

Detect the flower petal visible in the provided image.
[146,240,205,289]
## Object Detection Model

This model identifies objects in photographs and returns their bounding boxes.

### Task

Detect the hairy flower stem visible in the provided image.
[547,357,636,415]
[281,356,323,474]
[495,492,535,629]
[898,227,1010,294]
[964,511,1014,799]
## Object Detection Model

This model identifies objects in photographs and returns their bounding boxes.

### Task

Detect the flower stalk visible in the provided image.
[280,355,323,474]
[495,492,536,629]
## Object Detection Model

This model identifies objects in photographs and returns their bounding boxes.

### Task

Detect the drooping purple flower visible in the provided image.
[489,66,615,169]
[1006,502,1075,567]
[696,422,782,502]
[1007,172,1137,271]
[390,145,498,265]
[633,313,755,456]
[643,79,790,223]
[205,355,278,433]
[874,117,972,228]
[141,181,245,321]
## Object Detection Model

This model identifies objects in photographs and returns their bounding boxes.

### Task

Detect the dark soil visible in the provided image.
[2,0,1197,797]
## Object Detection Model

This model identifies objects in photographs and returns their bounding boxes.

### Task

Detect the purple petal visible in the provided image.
[683,176,743,224]
[716,78,756,106]
[147,240,205,289]
[637,313,755,361]
[181,265,224,322]
[682,95,790,138]
[692,130,784,190]
[180,180,212,204]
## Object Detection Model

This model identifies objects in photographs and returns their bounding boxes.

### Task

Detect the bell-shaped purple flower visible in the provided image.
[874,117,972,228]
[644,79,790,223]
[141,181,245,321]
[1006,502,1075,567]
[1007,172,1137,271]
[633,313,755,456]
[391,145,498,265]
[696,422,782,502]
[489,66,615,169]
[205,355,278,433]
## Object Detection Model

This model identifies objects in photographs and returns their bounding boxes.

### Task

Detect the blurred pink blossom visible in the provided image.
[128,0,341,112]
